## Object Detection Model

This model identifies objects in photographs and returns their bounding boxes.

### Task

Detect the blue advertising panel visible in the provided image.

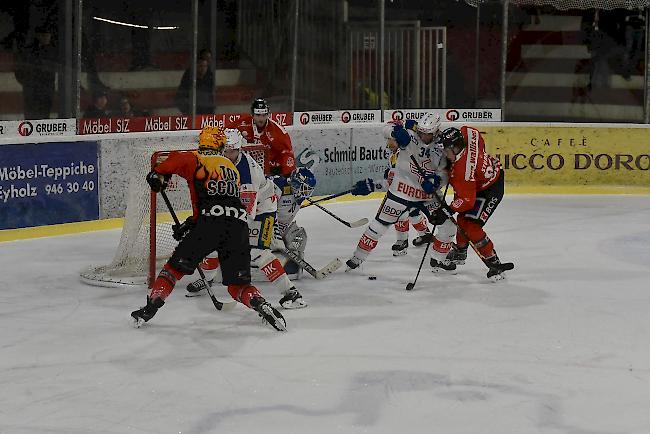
[0,141,99,229]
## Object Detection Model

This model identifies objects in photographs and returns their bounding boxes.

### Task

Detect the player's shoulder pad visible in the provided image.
[269,118,289,135]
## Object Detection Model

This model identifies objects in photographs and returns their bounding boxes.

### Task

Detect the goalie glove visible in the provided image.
[351,178,381,196]
[146,171,168,193]
[172,216,195,241]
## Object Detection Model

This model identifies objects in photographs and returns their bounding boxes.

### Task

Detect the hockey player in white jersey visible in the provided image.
[186,128,308,309]
[380,132,432,256]
[270,166,317,278]
[346,113,458,272]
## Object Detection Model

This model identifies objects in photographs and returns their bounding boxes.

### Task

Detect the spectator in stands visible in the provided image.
[199,48,213,65]
[84,89,110,118]
[621,8,646,80]
[582,9,623,90]
[14,25,58,119]
[115,95,146,117]
[175,57,215,115]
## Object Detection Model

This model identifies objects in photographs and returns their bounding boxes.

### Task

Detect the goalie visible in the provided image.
[186,128,309,309]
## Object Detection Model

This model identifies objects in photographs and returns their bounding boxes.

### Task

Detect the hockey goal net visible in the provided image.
[80,143,267,287]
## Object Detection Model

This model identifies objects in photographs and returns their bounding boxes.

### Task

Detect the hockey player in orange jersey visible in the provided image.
[437,126,514,280]
[130,126,286,331]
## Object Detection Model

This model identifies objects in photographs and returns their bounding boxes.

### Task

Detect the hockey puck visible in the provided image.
[368,276,377,280]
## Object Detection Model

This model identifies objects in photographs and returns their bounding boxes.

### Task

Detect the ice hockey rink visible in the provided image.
[2,195,650,434]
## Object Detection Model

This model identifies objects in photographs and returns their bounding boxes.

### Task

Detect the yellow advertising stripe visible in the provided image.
[2,188,650,243]
[0,218,124,242]
[0,210,195,243]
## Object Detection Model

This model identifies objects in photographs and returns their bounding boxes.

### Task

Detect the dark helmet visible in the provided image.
[251,98,269,115]
[440,127,465,150]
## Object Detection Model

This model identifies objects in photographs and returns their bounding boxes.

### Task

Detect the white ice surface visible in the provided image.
[2,196,650,434]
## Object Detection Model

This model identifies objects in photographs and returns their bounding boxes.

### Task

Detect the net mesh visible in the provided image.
[80,144,266,287]
[465,0,650,10]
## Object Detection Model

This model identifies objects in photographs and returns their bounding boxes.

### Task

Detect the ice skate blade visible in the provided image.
[392,250,407,257]
[281,299,308,309]
[488,272,507,282]
[431,268,458,275]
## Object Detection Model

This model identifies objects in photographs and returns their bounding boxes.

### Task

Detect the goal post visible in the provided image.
[80,143,268,288]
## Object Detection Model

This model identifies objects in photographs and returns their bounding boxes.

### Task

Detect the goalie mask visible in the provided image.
[290,167,316,199]
[198,126,227,155]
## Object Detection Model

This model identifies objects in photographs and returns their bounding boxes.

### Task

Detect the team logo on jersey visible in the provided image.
[201,205,248,222]
[451,198,464,209]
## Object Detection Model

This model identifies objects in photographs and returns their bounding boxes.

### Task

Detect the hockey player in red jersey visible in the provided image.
[131,126,286,331]
[437,126,513,279]
[232,98,296,177]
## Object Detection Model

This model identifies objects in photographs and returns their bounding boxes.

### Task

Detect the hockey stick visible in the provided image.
[281,248,342,279]
[408,155,514,279]
[300,189,352,208]
[159,190,233,311]
[303,197,369,228]
[406,182,450,291]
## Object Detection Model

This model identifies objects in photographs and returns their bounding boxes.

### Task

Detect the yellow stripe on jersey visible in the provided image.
[193,151,240,185]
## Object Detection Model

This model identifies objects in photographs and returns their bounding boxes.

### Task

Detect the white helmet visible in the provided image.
[417,113,441,134]
[224,128,243,150]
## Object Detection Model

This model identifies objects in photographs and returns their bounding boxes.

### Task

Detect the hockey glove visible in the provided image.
[352,178,378,196]
[429,207,448,226]
[146,171,168,193]
[421,173,441,194]
[172,216,195,241]
[392,125,412,149]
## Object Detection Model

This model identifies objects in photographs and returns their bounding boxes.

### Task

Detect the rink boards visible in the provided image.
[1,122,649,240]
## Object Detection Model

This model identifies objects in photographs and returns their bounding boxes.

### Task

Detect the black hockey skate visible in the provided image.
[131,296,164,328]
[185,278,213,297]
[446,244,468,265]
[391,240,408,256]
[430,258,457,273]
[279,287,307,309]
[345,255,364,271]
[412,233,433,247]
[250,296,287,331]
[484,253,514,281]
